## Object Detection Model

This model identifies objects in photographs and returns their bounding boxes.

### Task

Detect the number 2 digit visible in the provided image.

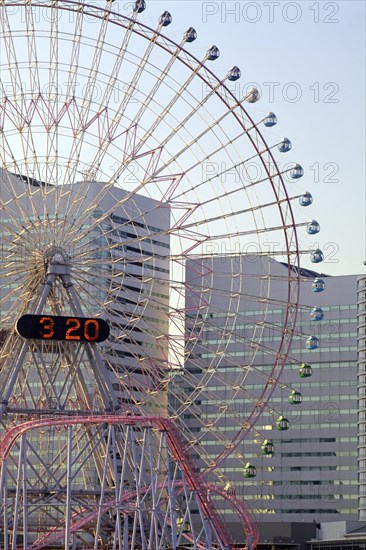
[66,318,81,340]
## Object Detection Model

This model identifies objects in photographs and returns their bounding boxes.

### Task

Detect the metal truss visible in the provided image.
[0,251,257,549]
[0,415,257,549]
[0,2,322,548]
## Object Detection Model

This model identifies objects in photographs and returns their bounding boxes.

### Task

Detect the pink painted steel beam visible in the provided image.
[0,414,252,549]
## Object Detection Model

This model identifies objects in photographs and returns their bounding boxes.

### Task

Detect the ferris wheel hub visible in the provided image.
[44,246,71,274]
[0,1,313,547]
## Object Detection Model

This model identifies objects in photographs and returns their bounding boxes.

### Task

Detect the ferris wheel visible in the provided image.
[0,1,324,548]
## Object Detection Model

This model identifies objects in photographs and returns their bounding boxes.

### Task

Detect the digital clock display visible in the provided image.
[16,314,110,343]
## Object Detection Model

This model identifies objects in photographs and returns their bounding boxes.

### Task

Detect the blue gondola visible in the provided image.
[306,336,319,349]
[133,0,146,13]
[312,278,325,292]
[278,138,292,153]
[310,249,324,263]
[290,164,304,179]
[307,220,320,235]
[310,307,324,321]
[159,11,172,26]
[299,192,313,207]
[228,66,241,81]
[264,112,277,127]
[207,46,220,61]
[184,28,197,43]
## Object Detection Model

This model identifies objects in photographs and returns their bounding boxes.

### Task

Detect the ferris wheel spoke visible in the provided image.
[64,7,86,100]
[101,61,241,192]
[89,22,175,175]
[0,14,44,184]
[132,94,274,194]
[171,145,267,203]
[58,4,146,193]
[141,75,235,163]
[23,5,41,99]
[0,2,323,546]
[103,67,207,183]
[126,39,193,143]
[43,2,61,187]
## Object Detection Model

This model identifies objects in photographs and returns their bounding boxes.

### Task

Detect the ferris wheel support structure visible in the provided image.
[0,414,259,549]
[0,0,325,547]
[0,250,117,420]
[0,250,257,549]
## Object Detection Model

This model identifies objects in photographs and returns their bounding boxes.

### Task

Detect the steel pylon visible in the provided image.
[0,250,243,549]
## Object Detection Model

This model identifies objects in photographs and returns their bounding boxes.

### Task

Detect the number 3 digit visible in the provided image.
[40,317,55,339]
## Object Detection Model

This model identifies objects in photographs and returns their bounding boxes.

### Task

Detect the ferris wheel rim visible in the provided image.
[0,0,305,477]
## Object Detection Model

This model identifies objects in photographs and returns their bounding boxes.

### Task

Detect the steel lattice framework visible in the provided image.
[0,0,323,547]
[0,415,258,549]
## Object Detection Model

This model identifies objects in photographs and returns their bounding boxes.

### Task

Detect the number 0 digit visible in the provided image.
[84,319,99,341]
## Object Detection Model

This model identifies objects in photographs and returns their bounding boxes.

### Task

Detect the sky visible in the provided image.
[134,0,366,277]
[1,0,365,277]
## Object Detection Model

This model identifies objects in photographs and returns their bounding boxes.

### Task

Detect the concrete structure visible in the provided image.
[0,168,170,415]
[184,255,359,543]
[358,273,366,519]
[0,169,172,542]
[309,521,366,550]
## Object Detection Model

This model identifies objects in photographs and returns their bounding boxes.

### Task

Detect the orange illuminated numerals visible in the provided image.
[39,316,55,339]
[65,318,81,341]
[84,319,99,342]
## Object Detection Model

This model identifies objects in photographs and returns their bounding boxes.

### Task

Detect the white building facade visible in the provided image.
[184,255,359,541]
[0,169,171,416]
[358,273,366,520]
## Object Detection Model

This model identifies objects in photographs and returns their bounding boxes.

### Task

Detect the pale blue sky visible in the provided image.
[2,1,365,276]
[136,0,365,276]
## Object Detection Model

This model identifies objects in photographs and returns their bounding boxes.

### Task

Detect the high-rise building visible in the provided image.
[358,272,366,520]
[0,168,170,415]
[184,255,359,541]
[0,168,172,541]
